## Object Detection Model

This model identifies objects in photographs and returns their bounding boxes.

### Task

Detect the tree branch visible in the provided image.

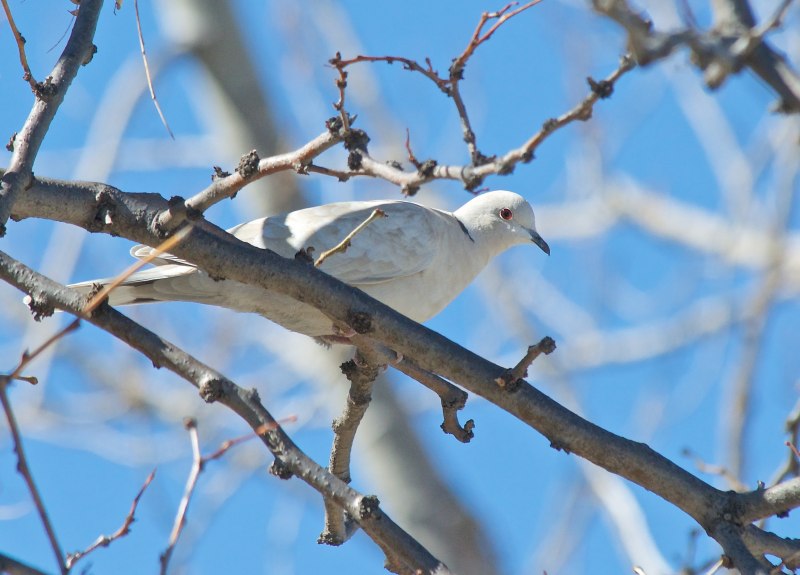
[0,249,449,575]
[0,0,103,234]
[320,353,381,546]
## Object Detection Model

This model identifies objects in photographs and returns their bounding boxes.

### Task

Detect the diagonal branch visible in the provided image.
[315,209,386,268]
[0,249,450,575]
[156,128,344,232]
[0,377,66,575]
[66,469,156,570]
[0,0,103,234]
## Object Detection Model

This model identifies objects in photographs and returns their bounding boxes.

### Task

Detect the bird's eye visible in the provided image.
[499,208,513,221]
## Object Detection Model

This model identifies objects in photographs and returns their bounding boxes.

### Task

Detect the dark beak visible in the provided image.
[530,229,550,255]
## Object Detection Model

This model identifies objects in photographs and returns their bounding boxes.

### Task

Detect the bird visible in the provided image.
[68,190,549,344]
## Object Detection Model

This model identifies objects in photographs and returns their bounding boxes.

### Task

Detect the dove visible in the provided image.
[68,190,549,344]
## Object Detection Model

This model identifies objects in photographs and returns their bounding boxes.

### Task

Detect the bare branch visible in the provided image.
[331,1,547,167]
[594,0,800,112]
[82,226,192,314]
[156,129,343,231]
[66,469,156,570]
[0,379,66,574]
[495,337,556,389]
[449,0,544,163]
[320,353,381,546]
[0,0,103,234]
[355,337,475,443]
[160,419,202,575]
[133,0,174,139]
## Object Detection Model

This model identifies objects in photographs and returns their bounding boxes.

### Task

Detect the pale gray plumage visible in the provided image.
[68,190,549,343]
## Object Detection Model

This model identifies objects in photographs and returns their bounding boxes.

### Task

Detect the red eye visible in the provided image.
[499,208,513,220]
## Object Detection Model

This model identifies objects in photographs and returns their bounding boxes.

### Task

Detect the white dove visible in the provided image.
[69,190,549,344]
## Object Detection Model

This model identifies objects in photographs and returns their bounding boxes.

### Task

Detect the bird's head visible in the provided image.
[455,190,550,255]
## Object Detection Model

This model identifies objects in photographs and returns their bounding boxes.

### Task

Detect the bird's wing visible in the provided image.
[130,200,446,285]
[236,200,445,285]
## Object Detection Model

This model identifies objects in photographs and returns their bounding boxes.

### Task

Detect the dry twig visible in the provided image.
[315,209,386,268]
[157,129,343,231]
[0,0,37,90]
[0,377,66,574]
[495,336,556,389]
[133,0,174,139]
[331,1,544,166]
[66,469,156,570]
[159,419,293,573]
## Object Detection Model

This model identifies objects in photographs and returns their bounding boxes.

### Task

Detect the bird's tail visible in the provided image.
[66,265,203,307]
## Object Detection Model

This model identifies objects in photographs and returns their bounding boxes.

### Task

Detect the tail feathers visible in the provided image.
[67,265,209,307]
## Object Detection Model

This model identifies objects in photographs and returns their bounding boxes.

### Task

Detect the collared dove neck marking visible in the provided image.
[67,190,549,344]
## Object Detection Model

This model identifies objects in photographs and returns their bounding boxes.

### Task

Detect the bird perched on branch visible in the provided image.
[68,190,549,344]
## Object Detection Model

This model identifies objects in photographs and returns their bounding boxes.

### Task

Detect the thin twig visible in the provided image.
[160,418,202,575]
[83,225,192,313]
[0,0,37,90]
[315,209,386,268]
[495,336,556,389]
[6,321,80,384]
[682,449,748,492]
[764,401,800,500]
[449,1,544,163]
[169,129,342,227]
[331,2,544,166]
[66,469,156,570]
[133,0,174,139]
[0,378,66,574]
[331,61,351,132]
[452,1,543,70]
[330,52,450,95]
[204,420,296,462]
[159,418,294,573]
[14,227,190,386]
